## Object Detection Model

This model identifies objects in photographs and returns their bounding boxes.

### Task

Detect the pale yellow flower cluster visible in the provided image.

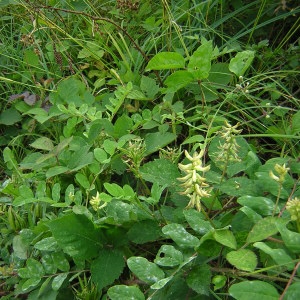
[269,163,290,184]
[286,197,300,222]
[178,149,211,211]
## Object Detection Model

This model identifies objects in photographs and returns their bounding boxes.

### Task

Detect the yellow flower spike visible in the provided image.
[90,192,101,211]
[178,163,193,172]
[269,170,280,182]
[274,163,290,176]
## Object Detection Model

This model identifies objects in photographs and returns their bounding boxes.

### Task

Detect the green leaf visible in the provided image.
[104,183,124,198]
[75,173,90,189]
[145,52,185,71]
[127,220,161,244]
[22,277,41,292]
[140,158,180,187]
[127,256,165,284]
[151,276,173,290]
[52,273,68,291]
[41,254,57,274]
[47,213,103,259]
[26,258,45,278]
[144,132,176,155]
[188,40,213,79]
[276,223,300,254]
[163,70,195,93]
[184,209,213,235]
[162,223,200,248]
[34,237,58,251]
[237,196,279,216]
[253,242,294,270]
[94,148,109,163]
[229,280,279,300]
[51,252,70,272]
[3,147,18,171]
[213,228,237,249]
[107,285,145,300]
[30,137,54,151]
[46,166,69,179]
[154,245,183,267]
[140,75,159,98]
[0,107,22,125]
[283,282,300,300]
[186,264,211,295]
[226,249,257,271]
[247,217,283,243]
[229,50,255,77]
[91,249,125,291]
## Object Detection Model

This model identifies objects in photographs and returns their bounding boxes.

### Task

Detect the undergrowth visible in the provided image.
[0,0,299,299]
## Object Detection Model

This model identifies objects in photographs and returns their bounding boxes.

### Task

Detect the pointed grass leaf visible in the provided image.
[91,249,125,291]
[229,50,255,77]
[127,256,165,284]
[145,52,185,71]
[154,245,183,267]
[229,280,279,300]
[108,285,145,300]
[47,214,103,260]
[186,264,211,295]
[188,40,213,79]
[162,223,200,249]
[253,242,294,270]
[226,249,257,272]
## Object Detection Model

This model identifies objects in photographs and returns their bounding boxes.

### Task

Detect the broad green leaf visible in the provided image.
[106,201,134,223]
[104,183,124,198]
[41,254,57,274]
[144,132,176,155]
[34,237,58,251]
[127,220,161,244]
[213,228,237,249]
[3,147,18,171]
[212,275,227,291]
[103,139,117,156]
[188,40,213,79]
[75,173,90,189]
[276,223,300,254]
[151,276,173,290]
[108,285,145,300]
[247,217,283,243]
[114,115,134,138]
[238,196,278,216]
[52,273,68,291]
[226,249,257,271]
[91,249,125,290]
[182,135,204,145]
[229,50,255,77]
[186,264,211,295]
[26,258,45,278]
[163,70,195,93]
[162,223,200,248]
[22,277,41,292]
[154,245,183,267]
[51,252,70,272]
[140,75,159,98]
[140,158,180,187]
[145,52,185,71]
[127,256,165,284]
[253,242,294,270]
[46,166,69,179]
[184,209,213,235]
[13,235,28,259]
[67,146,94,171]
[0,107,21,125]
[229,280,279,300]
[283,282,300,300]
[208,63,232,85]
[218,177,258,197]
[47,214,103,260]
[30,137,54,151]
[94,148,110,163]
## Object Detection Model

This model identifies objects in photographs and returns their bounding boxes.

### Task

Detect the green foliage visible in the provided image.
[1,0,299,299]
